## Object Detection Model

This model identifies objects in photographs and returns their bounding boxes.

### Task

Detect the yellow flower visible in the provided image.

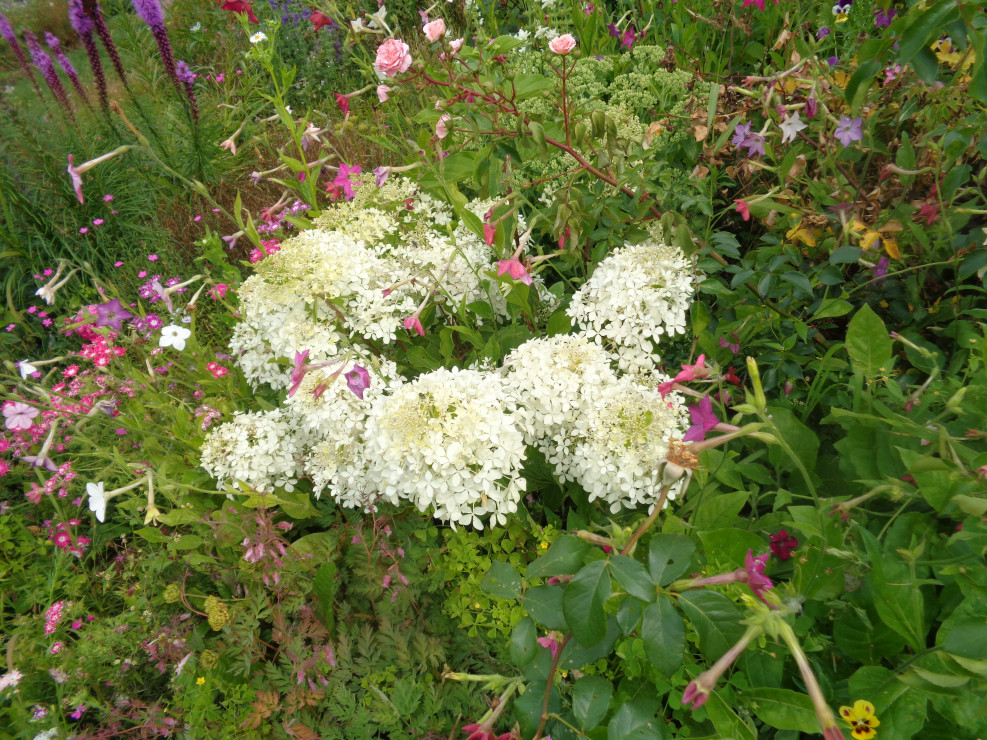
[539,541,549,550]
[839,699,880,739]
[196,677,206,685]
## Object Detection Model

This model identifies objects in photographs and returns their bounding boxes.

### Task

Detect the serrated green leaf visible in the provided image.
[563,560,612,646]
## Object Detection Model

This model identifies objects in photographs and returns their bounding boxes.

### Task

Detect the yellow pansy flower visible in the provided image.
[839,699,880,739]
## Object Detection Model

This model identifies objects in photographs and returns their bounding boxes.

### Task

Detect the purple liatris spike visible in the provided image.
[45,32,91,108]
[24,31,74,119]
[175,60,198,120]
[130,0,179,87]
[87,0,128,84]
[69,0,108,111]
[0,13,42,94]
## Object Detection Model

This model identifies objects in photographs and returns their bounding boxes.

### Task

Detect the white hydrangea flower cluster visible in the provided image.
[504,333,687,511]
[566,239,697,373]
[364,368,527,529]
[203,178,700,526]
[230,178,506,390]
[199,410,301,494]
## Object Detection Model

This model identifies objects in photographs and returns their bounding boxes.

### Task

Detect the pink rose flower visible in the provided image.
[548,34,577,55]
[449,37,464,54]
[374,39,413,78]
[436,114,452,139]
[377,84,391,102]
[423,18,446,42]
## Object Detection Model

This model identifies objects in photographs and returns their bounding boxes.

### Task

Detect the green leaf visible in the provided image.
[641,596,685,677]
[312,563,337,628]
[607,698,663,740]
[524,585,567,630]
[859,529,925,652]
[845,59,882,113]
[560,616,620,670]
[572,676,613,731]
[171,535,204,550]
[647,534,696,586]
[692,489,750,530]
[940,618,987,660]
[678,591,745,662]
[833,610,904,664]
[609,555,656,602]
[527,535,590,579]
[814,298,853,319]
[563,560,612,646]
[510,617,538,667]
[698,529,766,571]
[846,304,892,376]
[481,560,522,600]
[134,527,170,543]
[742,688,817,733]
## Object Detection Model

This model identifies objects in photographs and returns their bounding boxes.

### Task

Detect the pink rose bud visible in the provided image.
[548,33,577,55]
[423,18,446,42]
[377,84,391,102]
[449,37,464,54]
[374,38,413,78]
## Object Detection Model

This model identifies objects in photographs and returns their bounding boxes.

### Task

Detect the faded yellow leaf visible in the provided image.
[883,238,901,259]
[860,229,882,251]
[786,219,818,247]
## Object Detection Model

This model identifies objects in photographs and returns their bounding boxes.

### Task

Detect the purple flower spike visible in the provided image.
[93,298,134,332]
[24,31,74,120]
[1,13,42,94]
[45,32,91,108]
[68,0,108,111]
[345,365,371,399]
[683,394,719,442]
[131,0,179,88]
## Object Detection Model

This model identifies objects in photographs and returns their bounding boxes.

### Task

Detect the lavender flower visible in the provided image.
[731,121,752,148]
[69,0,109,110]
[0,13,42,93]
[131,0,179,88]
[873,7,896,26]
[24,31,74,120]
[833,115,863,147]
[45,32,91,108]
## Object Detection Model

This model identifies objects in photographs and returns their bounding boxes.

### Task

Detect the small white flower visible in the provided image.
[159,325,192,351]
[779,112,807,144]
[250,31,268,44]
[87,481,107,522]
[190,22,202,31]
[19,360,38,379]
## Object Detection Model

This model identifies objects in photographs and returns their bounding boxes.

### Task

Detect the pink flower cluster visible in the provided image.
[208,283,230,300]
[206,362,229,378]
[77,334,126,367]
[193,405,222,431]
[44,600,66,634]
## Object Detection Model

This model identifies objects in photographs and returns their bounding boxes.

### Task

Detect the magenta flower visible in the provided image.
[4,402,39,431]
[658,354,709,398]
[744,550,773,603]
[289,350,311,397]
[345,365,371,399]
[833,116,863,148]
[536,633,560,659]
[404,315,425,336]
[741,0,778,10]
[495,256,533,286]
[372,166,390,186]
[683,394,719,442]
[333,163,361,200]
[93,298,134,332]
[805,96,818,118]
[872,256,889,281]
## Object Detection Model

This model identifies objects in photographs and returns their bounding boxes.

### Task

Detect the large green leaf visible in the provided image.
[641,596,685,677]
[510,617,538,667]
[742,688,817,733]
[607,698,663,740]
[572,676,613,731]
[860,529,925,652]
[678,591,745,662]
[563,560,612,646]
[527,534,590,579]
[524,585,566,630]
[648,534,696,586]
[846,304,893,376]
[481,560,522,600]
[609,555,656,602]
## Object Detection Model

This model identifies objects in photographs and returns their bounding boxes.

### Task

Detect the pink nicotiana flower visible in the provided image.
[495,256,533,286]
[403,315,425,336]
[345,365,371,399]
[333,163,361,200]
[536,633,560,659]
[658,354,710,398]
[833,115,863,147]
[683,394,719,442]
[4,402,39,431]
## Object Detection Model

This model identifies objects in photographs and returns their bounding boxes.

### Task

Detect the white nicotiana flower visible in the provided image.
[567,238,697,374]
[250,32,268,43]
[87,481,107,522]
[779,112,807,144]
[19,360,38,379]
[190,22,202,31]
[159,325,192,351]
[200,410,301,493]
